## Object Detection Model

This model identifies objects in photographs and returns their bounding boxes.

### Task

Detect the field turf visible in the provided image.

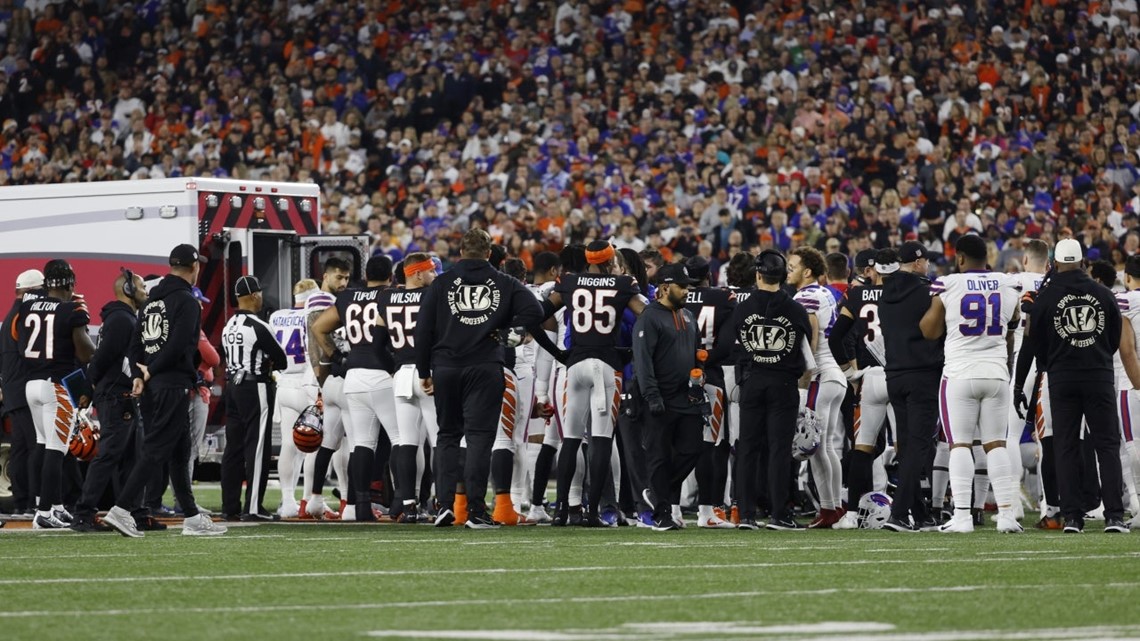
[2,488,1139,641]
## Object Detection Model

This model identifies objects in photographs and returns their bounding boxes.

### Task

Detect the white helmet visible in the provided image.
[857,491,893,530]
[793,405,822,461]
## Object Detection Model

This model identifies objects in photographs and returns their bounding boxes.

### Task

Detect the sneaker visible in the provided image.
[54,506,74,523]
[305,496,340,520]
[599,508,620,527]
[652,517,680,531]
[765,517,803,531]
[526,504,552,524]
[1062,518,1083,534]
[697,514,735,529]
[996,513,1024,534]
[135,515,168,531]
[917,515,942,532]
[737,518,761,531]
[464,513,501,530]
[940,512,975,534]
[1036,514,1063,530]
[434,509,456,528]
[882,516,917,532]
[636,510,655,528]
[183,513,227,536]
[103,506,143,538]
[396,503,419,524]
[833,511,859,530]
[33,511,69,530]
[1104,518,1129,534]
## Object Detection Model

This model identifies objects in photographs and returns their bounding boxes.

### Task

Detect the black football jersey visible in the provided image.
[554,272,641,370]
[335,286,395,372]
[842,284,886,368]
[685,286,736,350]
[377,287,424,367]
[17,296,89,382]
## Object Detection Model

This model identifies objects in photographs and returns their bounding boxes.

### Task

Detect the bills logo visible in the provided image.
[448,278,501,326]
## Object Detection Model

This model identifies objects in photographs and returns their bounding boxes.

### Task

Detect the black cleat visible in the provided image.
[434,509,455,527]
[1104,518,1129,534]
[881,516,917,532]
[765,517,803,531]
[737,518,761,531]
[1062,518,1084,534]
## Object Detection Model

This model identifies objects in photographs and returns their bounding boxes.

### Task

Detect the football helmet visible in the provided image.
[292,404,324,453]
[793,405,822,460]
[857,491,893,530]
[68,411,99,462]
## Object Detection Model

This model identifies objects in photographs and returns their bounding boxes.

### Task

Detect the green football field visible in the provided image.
[2,484,1140,641]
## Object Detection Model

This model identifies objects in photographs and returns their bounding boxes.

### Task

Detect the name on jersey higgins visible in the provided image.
[1053,293,1105,348]
[447,276,501,325]
[739,313,796,363]
[577,276,616,287]
[140,300,170,354]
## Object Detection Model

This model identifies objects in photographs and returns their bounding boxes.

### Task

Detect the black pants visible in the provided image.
[1049,378,1124,523]
[4,406,37,511]
[886,370,940,523]
[736,374,799,522]
[433,363,504,518]
[115,386,198,518]
[221,381,275,516]
[642,408,703,523]
[76,394,140,518]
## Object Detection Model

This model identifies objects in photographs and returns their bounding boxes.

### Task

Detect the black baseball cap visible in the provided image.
[657,263,699,287]
[169,243,207,266]
[235,275,262,297]
[898,240,932,264]
[854,249,877,270]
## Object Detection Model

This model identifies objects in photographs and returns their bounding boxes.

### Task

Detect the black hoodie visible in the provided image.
[415,258,543,375]
[130,274,201,388]
[880,269,943,377]
[88,300,138,398]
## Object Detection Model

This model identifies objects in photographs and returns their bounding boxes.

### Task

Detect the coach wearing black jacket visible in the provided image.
[633,264,702,531]
[102,244,225,538]
[0,269,44,519]
[415,229,544,528]
[72,270,149,532]
[878,243,942,532]
[1024,239,1139,533]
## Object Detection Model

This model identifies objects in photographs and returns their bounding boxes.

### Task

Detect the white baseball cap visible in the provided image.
[1055,238,1083,263]
[16,269,43,289]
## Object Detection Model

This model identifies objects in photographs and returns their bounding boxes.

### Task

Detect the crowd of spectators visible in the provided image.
[3,0,1140,281]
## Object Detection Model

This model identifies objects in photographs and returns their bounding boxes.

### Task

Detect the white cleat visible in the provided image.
[833,512,859,530]
[340,504,356,521]
[278,501,300,519]
[183,513,227,536]
[697,514,736,529]
[526,504,553,524]
[996,513,1024,533]
[940,512,974,533]
[306,495,340,520]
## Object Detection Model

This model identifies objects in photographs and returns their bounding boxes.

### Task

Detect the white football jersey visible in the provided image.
[269,306,309,376]
[794,284,842,379]
[517,281,556,377]
[1114,289,1140,386]
[302,290,337,384]
[932,271,1019,380]
[1008,271,1043,355]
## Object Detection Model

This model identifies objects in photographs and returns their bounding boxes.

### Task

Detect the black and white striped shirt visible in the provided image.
[221,310,288,381]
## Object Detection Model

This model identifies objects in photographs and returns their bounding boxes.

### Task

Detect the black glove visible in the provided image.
[1013,388,1029,420]
[648,397,665,417]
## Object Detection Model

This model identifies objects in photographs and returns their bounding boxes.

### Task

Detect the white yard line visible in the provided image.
[0,555,1136,587]
[0,583,1137,619]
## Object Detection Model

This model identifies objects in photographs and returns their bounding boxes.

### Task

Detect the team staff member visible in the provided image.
[415,229,544,529]
[878,242,942,532]
[220,276,288,521]
[102,244,226,538]
[1023,239,1140,533]
[632,263,703,531]
[710,250,812,530]
[72,269,149,532]
[0,269,45,521]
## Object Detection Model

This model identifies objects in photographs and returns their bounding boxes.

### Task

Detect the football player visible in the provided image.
[268,279,319,518]
[312,256,397,521]
[379,253,439,522]
[542,240,647,527]
[517,252,561,522]
[301,257,352,520]
[683,256,735,529]
[1113,257,1140,523]
[920,235,1021,533]
[828,249,893,529]
[17,259,95,529]
[787,247,848,528]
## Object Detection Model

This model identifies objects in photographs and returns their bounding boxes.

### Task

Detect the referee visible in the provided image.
[1023,239,1139,533]
[220,276,288,521]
